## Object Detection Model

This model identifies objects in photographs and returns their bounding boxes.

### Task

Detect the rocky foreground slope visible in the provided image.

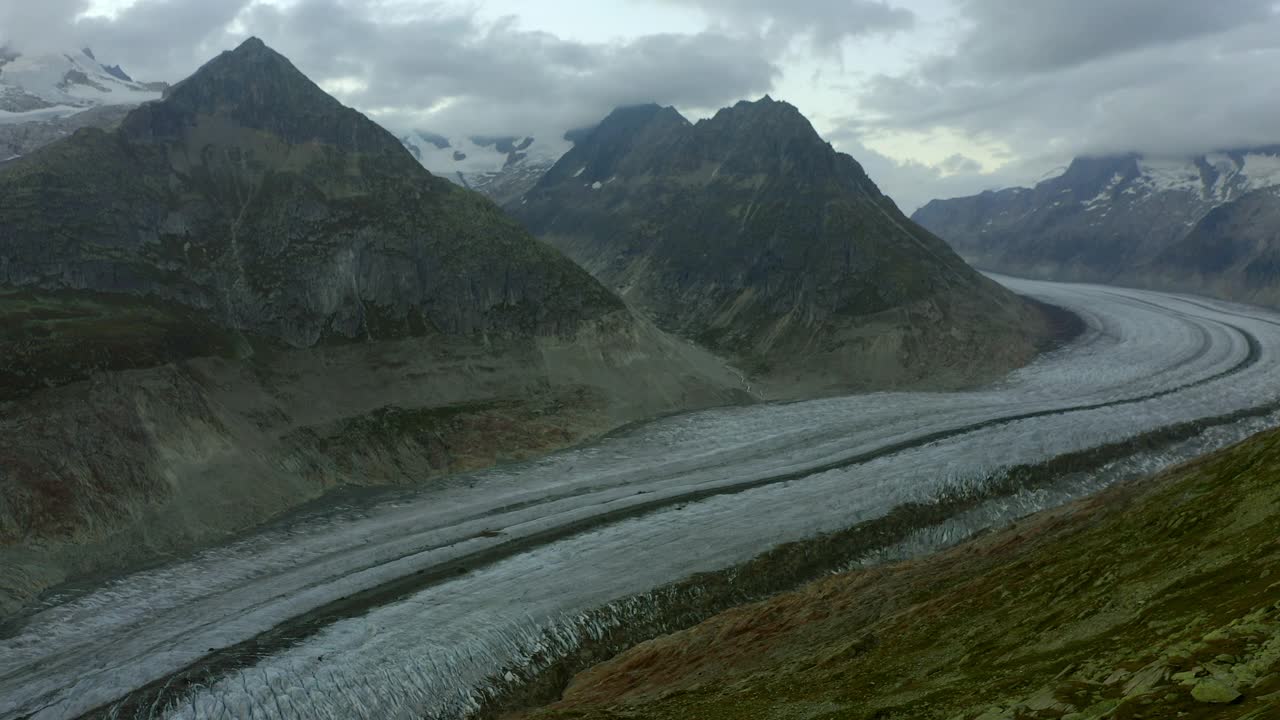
[0,39,745,619]
[525,425,1280,720]
[914,150,1280,307]
[515,99,1056,397]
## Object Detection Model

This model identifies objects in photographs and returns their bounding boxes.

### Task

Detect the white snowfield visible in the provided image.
[397,131,567,189]
[1242,152,1280,193]
[6,277,1280,719]
[1094,150,1280,209]
[0,48,161,123]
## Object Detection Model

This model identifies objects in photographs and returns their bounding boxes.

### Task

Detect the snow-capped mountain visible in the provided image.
[398,131,567,205]
[0,47,163,118]
[0,47,165,162]
[912,148,1280,306]
[1067,151,1280,219]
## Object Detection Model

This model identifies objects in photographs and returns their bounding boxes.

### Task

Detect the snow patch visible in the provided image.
[590,181,603,190]
[1083,173,1125,211]
[397,132,570,193]
[1242,153,1280,192]
[0,48,161,112]
[572,167,585,178]
[1205,154,1244,201]
[1204,153,1237,171]
[0,105,85,125]
[1136,158,1202,195]
[1034,166,1068,185]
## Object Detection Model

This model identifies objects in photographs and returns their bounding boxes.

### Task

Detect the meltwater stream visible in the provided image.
[6,276,1280,719]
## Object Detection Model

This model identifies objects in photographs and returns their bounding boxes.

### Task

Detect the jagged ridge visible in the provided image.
[515,97,1049,394]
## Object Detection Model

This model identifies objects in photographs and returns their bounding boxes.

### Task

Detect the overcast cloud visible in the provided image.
[653,0,914,50]
[847,0,1280,207]
[2,0,1279,210]
[233,1,783,136]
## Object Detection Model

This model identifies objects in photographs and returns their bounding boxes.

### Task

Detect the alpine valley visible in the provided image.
[4,26,1280,720]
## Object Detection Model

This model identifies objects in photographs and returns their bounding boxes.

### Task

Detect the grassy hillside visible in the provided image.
[525,426,1280,719]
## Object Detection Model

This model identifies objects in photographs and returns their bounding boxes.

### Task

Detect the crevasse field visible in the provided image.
[6,276,1280,720]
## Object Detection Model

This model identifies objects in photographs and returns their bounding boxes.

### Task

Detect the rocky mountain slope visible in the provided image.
[399,131,564,206]
[2,37,621,346]
[0,38,745,619]
[0,103,135,164]
[514,99,1056,396]
[527,425,1280,720]
[914,150,1280,306]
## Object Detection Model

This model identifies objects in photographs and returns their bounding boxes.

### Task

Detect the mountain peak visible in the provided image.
[1056,154,1142,195]
[103,64,133,83]
[596,103,685,132]
[179,36,310,94]
[518,96,1042,393]
[578,103,686,150]
[536,97,848,192]
[724,95,806,120]
[234,36,269,53]
[119,37,407,160]
[699,95,826,160]
[533,104,687,186]
[216,36,278,65]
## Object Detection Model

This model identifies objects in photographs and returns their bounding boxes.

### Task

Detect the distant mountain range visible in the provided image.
[514,98,1055,395]
[914,149,1280,306]
[0,47,570,203]
[0,46,164,115]
[0,47,166,161]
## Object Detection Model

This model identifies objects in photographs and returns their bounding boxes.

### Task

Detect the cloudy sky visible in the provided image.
[3,0,1279,210]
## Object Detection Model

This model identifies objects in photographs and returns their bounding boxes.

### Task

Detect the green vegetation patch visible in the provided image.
[0,289,242,400]
[290,386,605,481]
[527,427,1280,720]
